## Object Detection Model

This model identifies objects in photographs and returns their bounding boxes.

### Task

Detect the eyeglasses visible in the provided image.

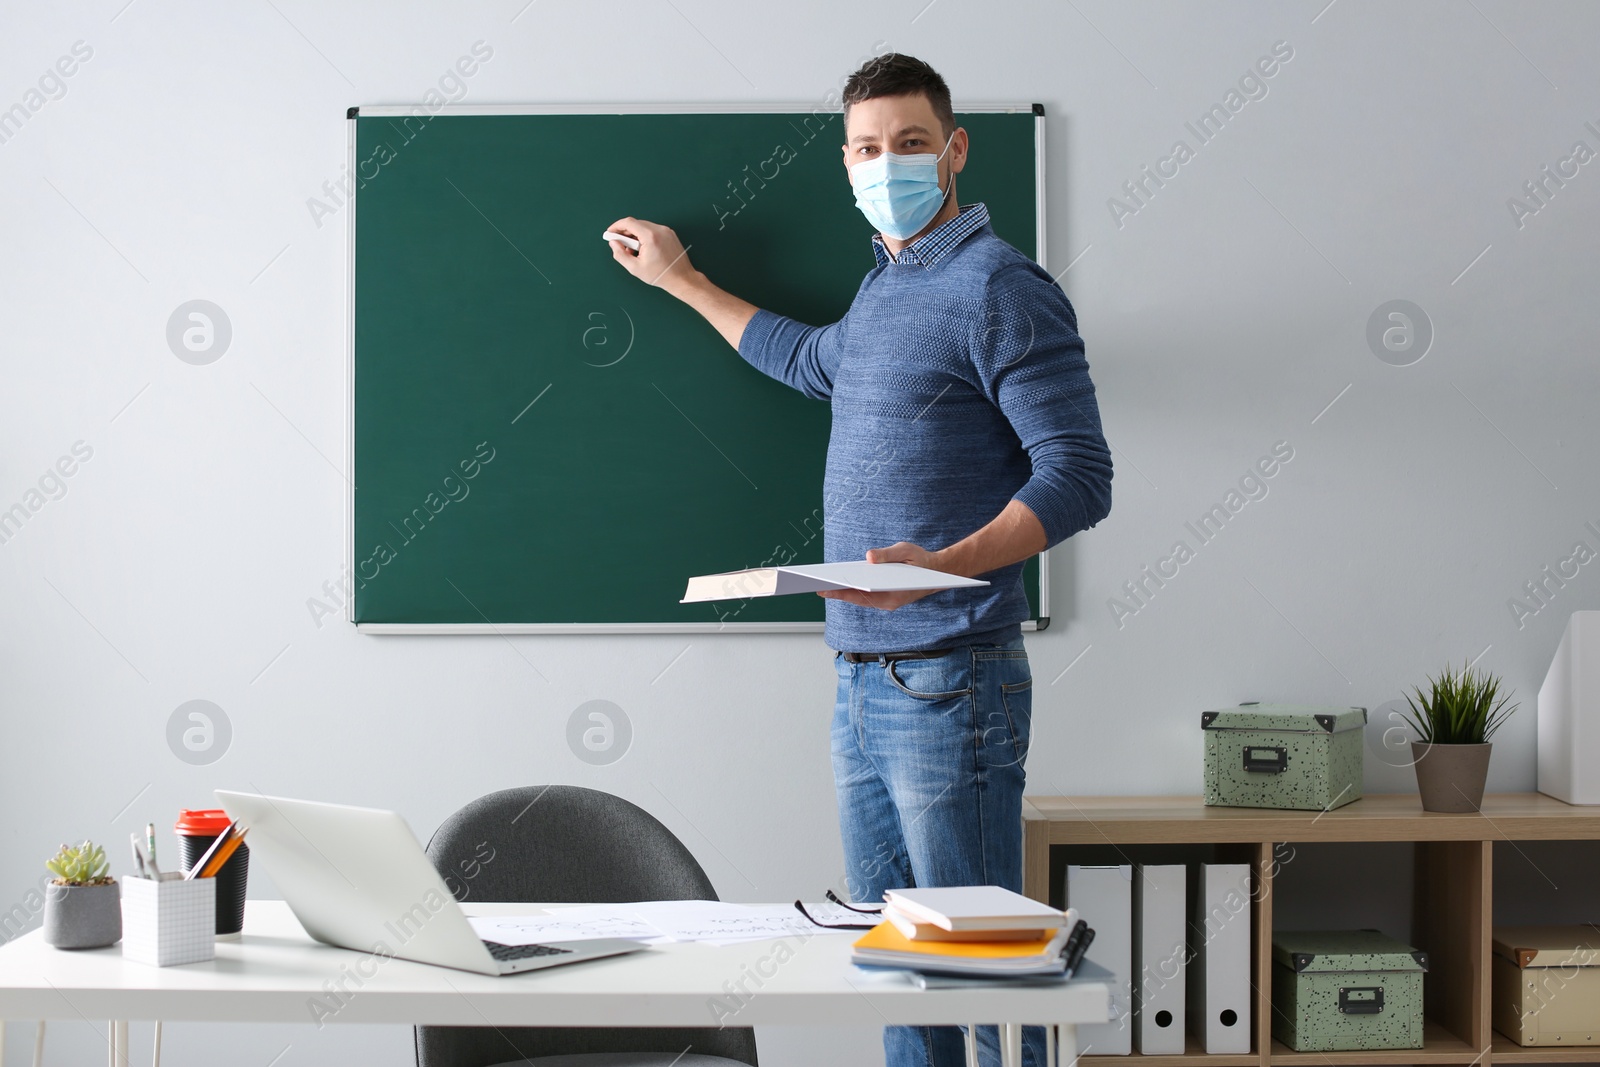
[792,889,885,930]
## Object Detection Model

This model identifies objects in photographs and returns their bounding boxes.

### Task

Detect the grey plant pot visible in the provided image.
[1411,741,1492,813]
[42,881,121,949]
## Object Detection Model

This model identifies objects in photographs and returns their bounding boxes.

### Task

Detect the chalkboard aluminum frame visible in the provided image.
[346,102,1051,634]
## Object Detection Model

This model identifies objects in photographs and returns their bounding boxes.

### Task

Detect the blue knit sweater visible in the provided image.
[737,206,1113,652]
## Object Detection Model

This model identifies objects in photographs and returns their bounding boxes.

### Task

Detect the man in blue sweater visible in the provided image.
[609,54,1112,1067]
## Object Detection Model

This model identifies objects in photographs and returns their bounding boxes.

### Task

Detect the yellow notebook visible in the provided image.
[853,921,1066,960]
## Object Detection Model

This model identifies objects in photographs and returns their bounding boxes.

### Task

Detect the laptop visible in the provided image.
[215,790,649,976]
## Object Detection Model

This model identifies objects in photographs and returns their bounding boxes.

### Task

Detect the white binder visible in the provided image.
[1188,863,1252,1053]
[1539,611,1600,803]
[1068,864,1133,1054]
[1133,864,1187,1053]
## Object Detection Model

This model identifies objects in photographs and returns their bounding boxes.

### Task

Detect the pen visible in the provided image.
[198,829,246,879]
[185,820,238,880]
[1066,927,1095,974]
[130,833,147,879]
[146,822,156,869]
[1059,918,1087,962]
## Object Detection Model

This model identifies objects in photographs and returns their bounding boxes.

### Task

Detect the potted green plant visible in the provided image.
[42,840,121,949]
[1402,662,1518,813]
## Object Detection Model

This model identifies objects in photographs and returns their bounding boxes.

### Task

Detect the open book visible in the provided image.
[680,561,988,604]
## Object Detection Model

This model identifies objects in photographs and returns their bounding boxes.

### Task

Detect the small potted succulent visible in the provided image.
[1402,662,1519,813]
[42,840,121,949]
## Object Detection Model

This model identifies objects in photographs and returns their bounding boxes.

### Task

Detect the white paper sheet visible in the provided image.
[630,901,863,945]
[468,912,669,945]
[468,901,864,947]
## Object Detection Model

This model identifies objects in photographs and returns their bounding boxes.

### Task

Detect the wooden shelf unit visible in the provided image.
[1491,1033,1600,1062]
[1022,793,1600,1067]
[1269,1021,1477,1064]
[1080,1033,1257,1066]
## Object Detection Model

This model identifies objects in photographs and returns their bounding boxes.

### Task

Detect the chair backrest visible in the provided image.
[415,786,758,1067]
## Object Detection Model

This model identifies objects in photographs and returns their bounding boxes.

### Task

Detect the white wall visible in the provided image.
[3,0,1598,1063]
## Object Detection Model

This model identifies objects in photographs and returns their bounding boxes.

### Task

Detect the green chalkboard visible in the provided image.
[350,106,1044,630]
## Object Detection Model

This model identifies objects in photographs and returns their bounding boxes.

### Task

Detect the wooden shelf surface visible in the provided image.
[1074,1022,1482,1066]
[1269,1021,1480,1064]
[1025,794,1600,845]
[1492,1032,1600,1061]
[1080,1032,1257,1066]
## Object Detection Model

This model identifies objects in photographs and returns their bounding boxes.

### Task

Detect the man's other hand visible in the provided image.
[817,542,947,611]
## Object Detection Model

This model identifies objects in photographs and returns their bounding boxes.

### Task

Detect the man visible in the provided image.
[609,54,1112,1067]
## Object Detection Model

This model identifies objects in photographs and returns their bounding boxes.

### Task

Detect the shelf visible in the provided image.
[1270,1021,1480,1064]
[1080,1032,1257,1066]
[1026,796,1600,1067]
[1025,794,1600,846]
[1492,1032,1600,1062]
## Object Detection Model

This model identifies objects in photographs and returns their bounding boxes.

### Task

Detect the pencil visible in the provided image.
[184,821,238,880]
[198,828,247,879]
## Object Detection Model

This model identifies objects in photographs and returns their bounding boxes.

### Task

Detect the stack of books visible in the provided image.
[851,886,1089,978]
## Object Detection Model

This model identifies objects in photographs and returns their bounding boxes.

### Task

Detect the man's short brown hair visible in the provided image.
[842,53,955,138]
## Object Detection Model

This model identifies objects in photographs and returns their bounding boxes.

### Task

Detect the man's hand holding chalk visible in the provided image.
[605,215,756,349]
[603,217,699,293]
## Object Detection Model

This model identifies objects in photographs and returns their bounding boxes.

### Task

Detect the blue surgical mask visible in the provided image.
[849,133,955,241]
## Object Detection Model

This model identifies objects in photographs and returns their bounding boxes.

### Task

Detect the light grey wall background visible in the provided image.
[3,0,1597,1063]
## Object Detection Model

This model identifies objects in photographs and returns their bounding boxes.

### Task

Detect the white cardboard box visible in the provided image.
[1539,611,1600,804]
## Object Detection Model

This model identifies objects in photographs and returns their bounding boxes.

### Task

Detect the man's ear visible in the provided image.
[949,127,970,176]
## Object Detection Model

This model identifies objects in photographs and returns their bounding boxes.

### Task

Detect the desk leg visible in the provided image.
[109,1019,128,1067]
[33,1022,45,1067]
[1002,1023,1022,1067]
[964,1024,979,1067]
[1057,1023,1078,1067]
[153,1020,162,1067]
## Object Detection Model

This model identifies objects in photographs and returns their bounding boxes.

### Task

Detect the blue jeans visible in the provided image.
[832,636,1047,1067]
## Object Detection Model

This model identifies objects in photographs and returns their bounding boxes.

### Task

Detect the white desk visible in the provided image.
[0,901,1109,1067]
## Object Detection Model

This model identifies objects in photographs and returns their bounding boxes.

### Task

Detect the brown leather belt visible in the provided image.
[839,647,958,664]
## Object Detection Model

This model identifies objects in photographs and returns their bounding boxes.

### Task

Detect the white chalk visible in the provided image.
[602,230,641,252]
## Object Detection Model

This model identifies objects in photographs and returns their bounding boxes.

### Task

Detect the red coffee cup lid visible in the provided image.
[175,808,232,834]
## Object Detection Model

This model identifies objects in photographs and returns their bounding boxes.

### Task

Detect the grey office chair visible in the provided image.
[415,786,759,1067]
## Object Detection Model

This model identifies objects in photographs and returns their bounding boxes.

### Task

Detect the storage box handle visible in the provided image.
[1338,986,1384,1015]
[1242,746,1288,774]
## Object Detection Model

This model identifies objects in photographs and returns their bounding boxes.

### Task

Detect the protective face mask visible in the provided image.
[848,133,954,242]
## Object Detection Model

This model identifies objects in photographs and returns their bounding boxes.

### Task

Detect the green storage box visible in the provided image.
[1202,704,1366,810]
[1272,931,1428,1051]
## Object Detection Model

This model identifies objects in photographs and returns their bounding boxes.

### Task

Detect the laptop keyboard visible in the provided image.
[483,940,575,961]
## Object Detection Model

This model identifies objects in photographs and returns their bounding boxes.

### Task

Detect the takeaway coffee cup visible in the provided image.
[175,808,249,939]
